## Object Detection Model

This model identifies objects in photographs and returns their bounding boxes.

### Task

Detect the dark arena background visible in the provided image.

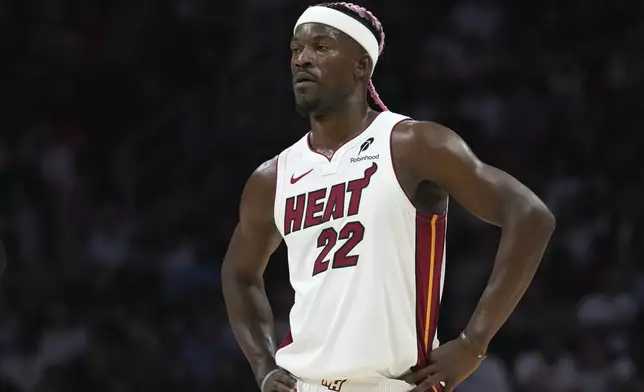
[0,0,643,391]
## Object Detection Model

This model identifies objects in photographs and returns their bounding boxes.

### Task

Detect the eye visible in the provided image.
[290,46,302,55]
[316,45,329,52]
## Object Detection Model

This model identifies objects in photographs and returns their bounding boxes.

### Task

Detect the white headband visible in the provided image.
[294,6,379,76]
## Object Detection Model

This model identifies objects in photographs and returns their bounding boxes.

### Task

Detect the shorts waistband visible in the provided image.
[296,377,414,392]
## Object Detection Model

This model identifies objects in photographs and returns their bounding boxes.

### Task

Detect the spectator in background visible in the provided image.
[0,238,6,281]
[87,203,134,268]
[577,270,638,329]
[514,333,578,392]
[0,313,47,390]
[458,353,511,392]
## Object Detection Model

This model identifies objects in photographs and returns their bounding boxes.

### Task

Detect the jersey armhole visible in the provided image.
[273,152,285,237]
[387,118,419,214]
[388,120,451,219]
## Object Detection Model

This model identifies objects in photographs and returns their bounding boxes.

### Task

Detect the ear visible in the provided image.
[354,54,372,80]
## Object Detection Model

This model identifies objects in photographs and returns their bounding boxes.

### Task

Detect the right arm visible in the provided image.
[221,157,294,390]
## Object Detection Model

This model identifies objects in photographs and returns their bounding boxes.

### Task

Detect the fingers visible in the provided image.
[425,374,444,388]
[263,369,298,392]
[425,375,445,392]
[409,375,445,392]
[270,379,297,392]
[434,381,448,392]
[276,372,297,390]
[408,364,439,384]
[399,372,415,385]
[272,382,295,392]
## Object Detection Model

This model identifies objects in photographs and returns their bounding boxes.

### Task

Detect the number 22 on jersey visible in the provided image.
[283,163,378,277]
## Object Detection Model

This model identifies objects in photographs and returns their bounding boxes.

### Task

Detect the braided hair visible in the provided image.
[319,2,388,111]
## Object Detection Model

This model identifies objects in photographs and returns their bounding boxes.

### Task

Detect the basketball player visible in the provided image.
[221,3,555,392]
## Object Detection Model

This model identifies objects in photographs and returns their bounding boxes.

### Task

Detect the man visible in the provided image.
[221,3,556,392]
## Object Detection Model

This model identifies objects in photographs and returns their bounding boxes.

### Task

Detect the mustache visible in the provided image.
[292,70,317,84]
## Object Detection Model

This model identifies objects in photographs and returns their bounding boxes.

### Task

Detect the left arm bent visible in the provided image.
[400,120,556,351]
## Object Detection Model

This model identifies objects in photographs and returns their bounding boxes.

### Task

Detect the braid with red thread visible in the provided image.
[321,2,389,111]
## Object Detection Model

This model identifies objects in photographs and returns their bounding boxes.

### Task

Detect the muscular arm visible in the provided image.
[396,121,556,352]
[221,157,283,384]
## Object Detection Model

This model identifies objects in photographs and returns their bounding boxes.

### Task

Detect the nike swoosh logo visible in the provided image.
[290,169,313,184]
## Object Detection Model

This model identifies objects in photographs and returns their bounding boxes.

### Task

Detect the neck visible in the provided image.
[309,99,378,152]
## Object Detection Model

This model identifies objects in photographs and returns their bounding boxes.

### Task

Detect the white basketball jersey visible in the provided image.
[273,111,447,380]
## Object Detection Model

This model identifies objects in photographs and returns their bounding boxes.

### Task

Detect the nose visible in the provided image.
[294,46,315,69]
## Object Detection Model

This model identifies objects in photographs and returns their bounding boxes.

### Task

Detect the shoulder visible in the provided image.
[250,155,279,186]
[392,120,465,152]
[390,119,486,190]
[240,156,279,221]
[391,120,474,175]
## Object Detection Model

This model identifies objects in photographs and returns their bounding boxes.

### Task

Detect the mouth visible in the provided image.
[293,72,317,85]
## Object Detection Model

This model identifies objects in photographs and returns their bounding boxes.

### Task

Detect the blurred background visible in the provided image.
[0,0,643,391]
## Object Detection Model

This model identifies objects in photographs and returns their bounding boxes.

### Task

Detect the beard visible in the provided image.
[294,88,350,118]
[295,94,323,117]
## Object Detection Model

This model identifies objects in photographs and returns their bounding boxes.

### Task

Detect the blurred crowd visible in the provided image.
[1,0,643,391]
